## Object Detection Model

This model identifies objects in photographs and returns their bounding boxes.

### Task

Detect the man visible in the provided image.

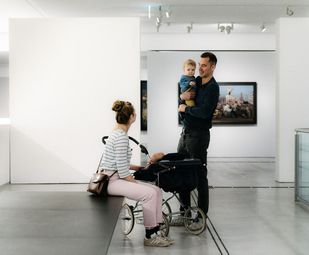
[172,52,219,225]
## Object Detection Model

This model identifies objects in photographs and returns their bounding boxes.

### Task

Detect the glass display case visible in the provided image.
[295,128,309,204]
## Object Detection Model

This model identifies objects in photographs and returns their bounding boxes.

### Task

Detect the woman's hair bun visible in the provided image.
[112,100,125,112]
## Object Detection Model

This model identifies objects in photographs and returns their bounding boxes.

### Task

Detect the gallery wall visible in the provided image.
[0,124,9,185]
[0,72,9,185]
[147,51,276,159]
[0,77,9,117]
[276,18,309,182]
[9,18,140,183]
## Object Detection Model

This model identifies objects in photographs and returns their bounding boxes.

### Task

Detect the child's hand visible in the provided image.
[148,152,165,164]
[189,81,196,86]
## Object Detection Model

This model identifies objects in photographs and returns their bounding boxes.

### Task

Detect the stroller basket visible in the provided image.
[134,158,201,193]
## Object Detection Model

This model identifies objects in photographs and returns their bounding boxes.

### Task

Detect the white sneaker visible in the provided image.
[161,235,175,245]
[144,235,170,247]
[189,221,204,231]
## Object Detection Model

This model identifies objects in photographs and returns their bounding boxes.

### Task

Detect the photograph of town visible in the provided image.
[213,82,257,124]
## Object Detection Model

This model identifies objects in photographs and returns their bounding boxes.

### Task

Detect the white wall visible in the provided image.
[0,64,9,185]
[0,64,9,77]
[141,34,275,51]
[10,18,140,183]
[0,77,9,117]
[147,51,276,158]
[276,18,309,182]
[0,125,9,185]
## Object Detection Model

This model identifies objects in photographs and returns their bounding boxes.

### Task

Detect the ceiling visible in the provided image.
[1,0,308,64]
[1,0,309,34]
[0,0,309,64]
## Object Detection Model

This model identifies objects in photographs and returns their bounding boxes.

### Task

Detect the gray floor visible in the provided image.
[1,162,309,255]
[108,162,309,255]
[0,189,123,255]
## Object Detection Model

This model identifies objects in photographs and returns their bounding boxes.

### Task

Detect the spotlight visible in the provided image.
[218,23,233,34]
[218,24,225,32]
[165,10,171,18]
[187,23,193,33]
[286,6,294,16]
[225,25,233,34]
[156,20,161,32]
[260,23,267,32]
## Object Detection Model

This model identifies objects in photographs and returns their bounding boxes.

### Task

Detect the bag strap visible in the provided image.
[95,154,117,177]
[110,171,117,177]
[96,153,105,173]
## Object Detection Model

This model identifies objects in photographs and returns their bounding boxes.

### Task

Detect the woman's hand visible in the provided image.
[124,175,136,182]
[130,164,143,171]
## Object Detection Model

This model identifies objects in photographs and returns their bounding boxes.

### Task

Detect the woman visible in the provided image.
[101,100,173,247]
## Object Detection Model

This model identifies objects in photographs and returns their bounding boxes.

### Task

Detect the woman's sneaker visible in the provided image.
[160,235,175,245]
[144,235,170,247]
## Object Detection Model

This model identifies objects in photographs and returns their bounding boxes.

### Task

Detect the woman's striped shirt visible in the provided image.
[100,129,132,178]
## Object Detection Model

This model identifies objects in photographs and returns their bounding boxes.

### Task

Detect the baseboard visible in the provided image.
[208,157,275,163]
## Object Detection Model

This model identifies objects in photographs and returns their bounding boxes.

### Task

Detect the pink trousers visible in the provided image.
[107,172,163,228]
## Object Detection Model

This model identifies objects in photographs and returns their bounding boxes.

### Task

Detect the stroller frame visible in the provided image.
[102,136,207,235]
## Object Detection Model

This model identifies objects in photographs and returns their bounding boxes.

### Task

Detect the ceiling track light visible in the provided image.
[286,6,294,16]
[260,23,267,32]
[151,5,173,32]
[218,23,234,34]
[156,22,161,32]
[187,23,193,33]
[165,7,171,19]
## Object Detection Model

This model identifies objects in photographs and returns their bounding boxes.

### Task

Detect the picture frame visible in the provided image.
[141,80,147,131]
[213,82,257,125]
[178,82,257,125]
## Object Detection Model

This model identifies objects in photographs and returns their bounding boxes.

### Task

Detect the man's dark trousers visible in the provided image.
[177,128,210,215]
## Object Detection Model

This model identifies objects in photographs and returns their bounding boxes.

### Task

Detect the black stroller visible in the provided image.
[102,136,207,235]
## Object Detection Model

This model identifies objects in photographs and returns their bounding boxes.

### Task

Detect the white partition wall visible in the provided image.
[10,18,140,183]
[276,18,309,182]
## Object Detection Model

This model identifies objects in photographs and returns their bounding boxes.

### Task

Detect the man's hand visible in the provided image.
[180,91,195,100]
[178,104,187,112]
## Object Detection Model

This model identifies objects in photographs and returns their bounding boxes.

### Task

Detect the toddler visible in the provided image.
[179,59,196,107]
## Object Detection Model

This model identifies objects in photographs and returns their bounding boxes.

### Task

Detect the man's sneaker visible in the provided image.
[169,216,184,226]
[144,235,170,247]
[189,220,205,231]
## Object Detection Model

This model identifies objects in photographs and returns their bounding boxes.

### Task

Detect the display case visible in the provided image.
[295,128,309,204]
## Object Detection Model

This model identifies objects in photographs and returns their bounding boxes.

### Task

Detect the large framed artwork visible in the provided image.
[141,80,147,131]
[213,82,257,124]
[178,82,257,125]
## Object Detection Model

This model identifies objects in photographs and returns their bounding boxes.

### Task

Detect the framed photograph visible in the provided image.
[178,82,257,125]
[141,80,147,131]
[213,82,257,125]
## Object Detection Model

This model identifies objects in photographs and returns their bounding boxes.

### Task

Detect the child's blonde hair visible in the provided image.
[183,59,196,69]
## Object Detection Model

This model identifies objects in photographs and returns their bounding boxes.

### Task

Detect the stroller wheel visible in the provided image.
[183,207,207,235]
[121,203,135,235]
[160,213,170,237]
[162,200,172,223]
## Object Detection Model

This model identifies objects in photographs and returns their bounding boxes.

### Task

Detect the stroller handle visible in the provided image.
[102,136,149,156]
